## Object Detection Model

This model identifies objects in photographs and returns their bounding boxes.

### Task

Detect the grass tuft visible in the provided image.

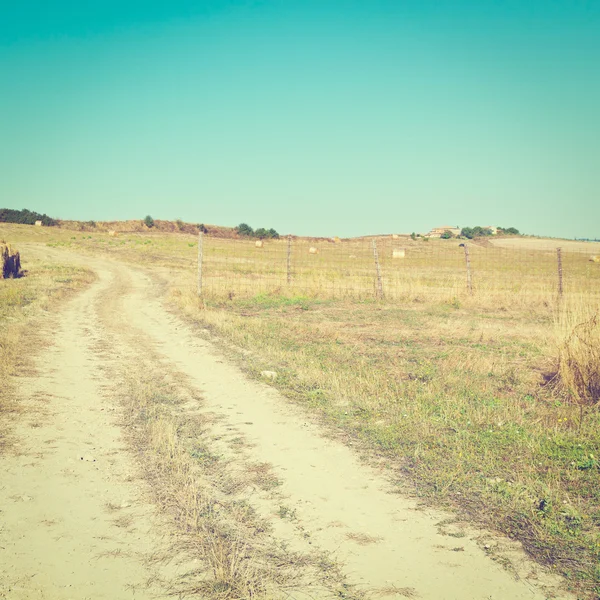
[556,299,600,421]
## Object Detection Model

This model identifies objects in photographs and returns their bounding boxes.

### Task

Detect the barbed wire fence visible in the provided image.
[194,233,600,304]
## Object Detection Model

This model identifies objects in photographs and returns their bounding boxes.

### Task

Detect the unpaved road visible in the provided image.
[1,247,572,599]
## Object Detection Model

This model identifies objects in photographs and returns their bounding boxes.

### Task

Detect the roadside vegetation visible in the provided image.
[117,365,315,598]
[0,240,94,451]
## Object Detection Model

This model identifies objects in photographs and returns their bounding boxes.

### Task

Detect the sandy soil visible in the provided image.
[0,246,574,599]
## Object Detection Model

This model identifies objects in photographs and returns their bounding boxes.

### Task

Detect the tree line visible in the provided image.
[438,226,520,239]
[0,208,57,226]
[235,223,280,239]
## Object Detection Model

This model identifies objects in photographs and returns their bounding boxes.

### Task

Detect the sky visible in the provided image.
[1,1,599,238]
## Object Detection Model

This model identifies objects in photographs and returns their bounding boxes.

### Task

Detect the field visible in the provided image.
[2,222,600,596]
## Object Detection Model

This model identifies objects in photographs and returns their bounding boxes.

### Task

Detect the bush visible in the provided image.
[236,223,254,237]
[144,215,155,228]
[556,302,600,418]
[236,223,279,239]
[461,226,495,239]
[176,219,184,230]
[440,230,454,239]
[498,226,520,235]
[255,227,268,239]
[197,223,208,234]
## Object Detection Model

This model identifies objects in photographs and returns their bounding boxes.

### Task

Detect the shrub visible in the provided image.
[176,219,184,230]
[461,226,495,239]
[440,230,454,239]
[254,227,268,239]
[235,223,279,238]
[144,215,155,228]
[197,223,208,234]
[498,226,520,235]
[556,301,600,422]
[236,223,254,237]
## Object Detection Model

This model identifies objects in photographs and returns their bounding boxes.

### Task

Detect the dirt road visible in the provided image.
[0,248,571,599]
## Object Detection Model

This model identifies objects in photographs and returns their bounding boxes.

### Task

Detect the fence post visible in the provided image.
[463,243,473,294]
[372,239,384,299]
[557,247,563,298]
[287,235,292,285]
[197,231,204,296]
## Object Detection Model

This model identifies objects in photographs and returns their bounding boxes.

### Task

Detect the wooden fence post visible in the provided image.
[287,235,292,285]
[557,247,563,298]
[197,231,204,296]
[372,239,384,299]
[463,243,473,294]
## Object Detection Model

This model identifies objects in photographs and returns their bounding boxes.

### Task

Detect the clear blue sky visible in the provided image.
[1,1,598,238]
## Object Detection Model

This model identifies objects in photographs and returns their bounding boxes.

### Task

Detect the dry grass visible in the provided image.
[345,532,382,546]
[556,298,600,421]
[0,241,94,451]
[372,586,419,599]
[111,359,352,599]
[3,222,598,305]
[118,369,294,598]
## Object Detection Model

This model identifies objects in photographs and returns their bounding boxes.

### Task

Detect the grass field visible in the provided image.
[2,222,600,596]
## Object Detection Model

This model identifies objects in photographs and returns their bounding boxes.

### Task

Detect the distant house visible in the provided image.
[484,226,498,235]
[427,226,461,238]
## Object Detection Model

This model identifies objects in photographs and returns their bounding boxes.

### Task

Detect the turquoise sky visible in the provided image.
[1,1,598,238]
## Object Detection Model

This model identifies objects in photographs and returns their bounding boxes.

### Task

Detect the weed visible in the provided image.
[556,299,600,425]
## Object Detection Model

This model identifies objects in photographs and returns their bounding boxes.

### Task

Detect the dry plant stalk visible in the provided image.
[1,242,21,279]
[556,299,600,419]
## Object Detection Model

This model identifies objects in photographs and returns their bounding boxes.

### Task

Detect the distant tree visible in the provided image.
[254,227,268,239]
[267,228,280,239]
[472,226,491,237]
[410,232,417,240]
[144,215,155,228]
[440,230,454,239]
[236,223,254,236]
[197,223,208,234]
[461,225,495,239]
[176,219,184,230]
[505,227,520,235]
